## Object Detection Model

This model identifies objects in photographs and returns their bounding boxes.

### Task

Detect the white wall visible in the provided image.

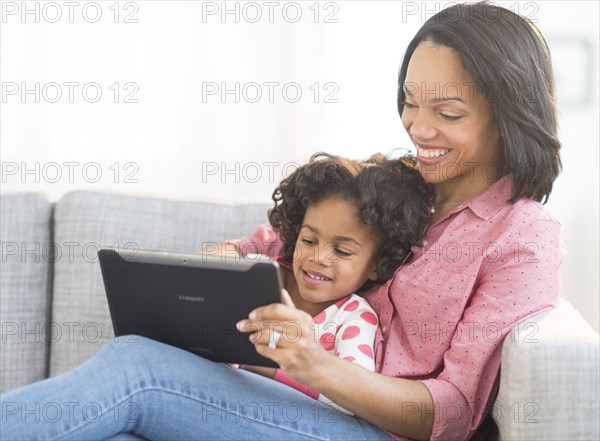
[1,1,598,330]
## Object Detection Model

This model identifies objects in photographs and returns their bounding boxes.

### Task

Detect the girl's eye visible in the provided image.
[301,238,315,246]
[401,101,418,110]
[335,248,352,257]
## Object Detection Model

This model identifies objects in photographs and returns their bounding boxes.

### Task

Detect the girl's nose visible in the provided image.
[309,244,334,266]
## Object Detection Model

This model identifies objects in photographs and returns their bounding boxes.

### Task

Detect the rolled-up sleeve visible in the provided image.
[224,223,282,258]
[419,218,565,440]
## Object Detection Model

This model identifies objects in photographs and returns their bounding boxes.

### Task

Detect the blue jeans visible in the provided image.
[0,336,394,440]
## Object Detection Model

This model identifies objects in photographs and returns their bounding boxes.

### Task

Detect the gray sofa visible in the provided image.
[1,191,598,440]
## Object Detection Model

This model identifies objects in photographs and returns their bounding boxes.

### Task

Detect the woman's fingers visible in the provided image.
[254,340,283,360]
[249,302,309,322]
[237,320,304,347]
[234,292,319,370]
[236,309,314,349]
[246,289,298,321]
[234,301,327,385]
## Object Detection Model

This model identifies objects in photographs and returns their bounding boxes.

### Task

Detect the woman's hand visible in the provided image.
[238,290,434,440]
[236,290,330,386]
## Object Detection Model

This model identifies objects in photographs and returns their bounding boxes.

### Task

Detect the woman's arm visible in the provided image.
[270,296,381,415]
[230,225,434,438]
[238,293,435,441]
[221,223,282,258]
[311,355,435,441]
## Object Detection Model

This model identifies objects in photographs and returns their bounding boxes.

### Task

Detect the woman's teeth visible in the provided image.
[418,147,451,158]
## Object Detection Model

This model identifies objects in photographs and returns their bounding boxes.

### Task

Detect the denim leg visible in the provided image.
[104,434,148,441]
[1,336,393,440]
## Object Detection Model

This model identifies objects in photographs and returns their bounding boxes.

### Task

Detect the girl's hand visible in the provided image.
[239,365,277,379]
[236,290,330,386]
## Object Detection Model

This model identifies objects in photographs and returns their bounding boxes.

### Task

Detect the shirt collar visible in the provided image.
[444,174,513,221]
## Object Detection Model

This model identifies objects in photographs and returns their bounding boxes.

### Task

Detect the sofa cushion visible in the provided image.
[50,191,270,376]
[0,193,53,393]
[493,298,600,440]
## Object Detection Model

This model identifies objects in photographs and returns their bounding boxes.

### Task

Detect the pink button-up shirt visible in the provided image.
[228,175,565,440]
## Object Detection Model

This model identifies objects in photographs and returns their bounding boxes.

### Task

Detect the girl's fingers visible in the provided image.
[281,289,296,308]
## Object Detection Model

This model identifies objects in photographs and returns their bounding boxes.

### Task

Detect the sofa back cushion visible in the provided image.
[0,193,53,393]
[50,191,270,377]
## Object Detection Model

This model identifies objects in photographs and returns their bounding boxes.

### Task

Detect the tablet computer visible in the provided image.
[98,248,282,367]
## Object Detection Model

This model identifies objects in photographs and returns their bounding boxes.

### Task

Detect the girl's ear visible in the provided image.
[368,264,378,281]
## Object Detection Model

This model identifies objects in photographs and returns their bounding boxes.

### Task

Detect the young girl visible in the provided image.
[236,152,433,413]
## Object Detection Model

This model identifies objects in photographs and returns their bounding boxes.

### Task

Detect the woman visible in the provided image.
[0,2,564,440]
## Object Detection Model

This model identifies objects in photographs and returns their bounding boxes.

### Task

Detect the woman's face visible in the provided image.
[401,41,503,189]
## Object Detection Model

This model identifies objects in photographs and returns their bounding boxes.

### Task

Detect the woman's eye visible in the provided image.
[440,113,462,121]
[402,101,418,110]
[301,238,315,246]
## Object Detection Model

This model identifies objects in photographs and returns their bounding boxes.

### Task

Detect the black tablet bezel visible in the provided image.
[98,248,282,367]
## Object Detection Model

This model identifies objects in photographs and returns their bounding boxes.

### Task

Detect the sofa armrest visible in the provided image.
[493,298,599,440]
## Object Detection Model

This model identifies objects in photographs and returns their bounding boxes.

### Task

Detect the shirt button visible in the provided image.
[381,326,387,334]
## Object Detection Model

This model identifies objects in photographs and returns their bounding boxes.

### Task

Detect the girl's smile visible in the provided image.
[289,196,378,317]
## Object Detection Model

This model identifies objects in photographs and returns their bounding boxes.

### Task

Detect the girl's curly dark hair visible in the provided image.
[268,152,434,288]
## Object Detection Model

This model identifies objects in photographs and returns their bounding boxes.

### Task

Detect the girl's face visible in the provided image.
[401,41,503,189]
[292,197,378,311]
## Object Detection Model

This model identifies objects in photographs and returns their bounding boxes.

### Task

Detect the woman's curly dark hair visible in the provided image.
[268,152,434,288]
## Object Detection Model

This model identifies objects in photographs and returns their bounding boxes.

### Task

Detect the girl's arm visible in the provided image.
[222,223,281,258]
[239,365,276,378]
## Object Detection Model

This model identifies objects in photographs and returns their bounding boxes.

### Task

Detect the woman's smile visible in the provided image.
[415,144,453,164]
[402,41,503,196]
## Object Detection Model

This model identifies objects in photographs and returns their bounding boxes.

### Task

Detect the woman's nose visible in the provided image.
[407,110,437,140]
